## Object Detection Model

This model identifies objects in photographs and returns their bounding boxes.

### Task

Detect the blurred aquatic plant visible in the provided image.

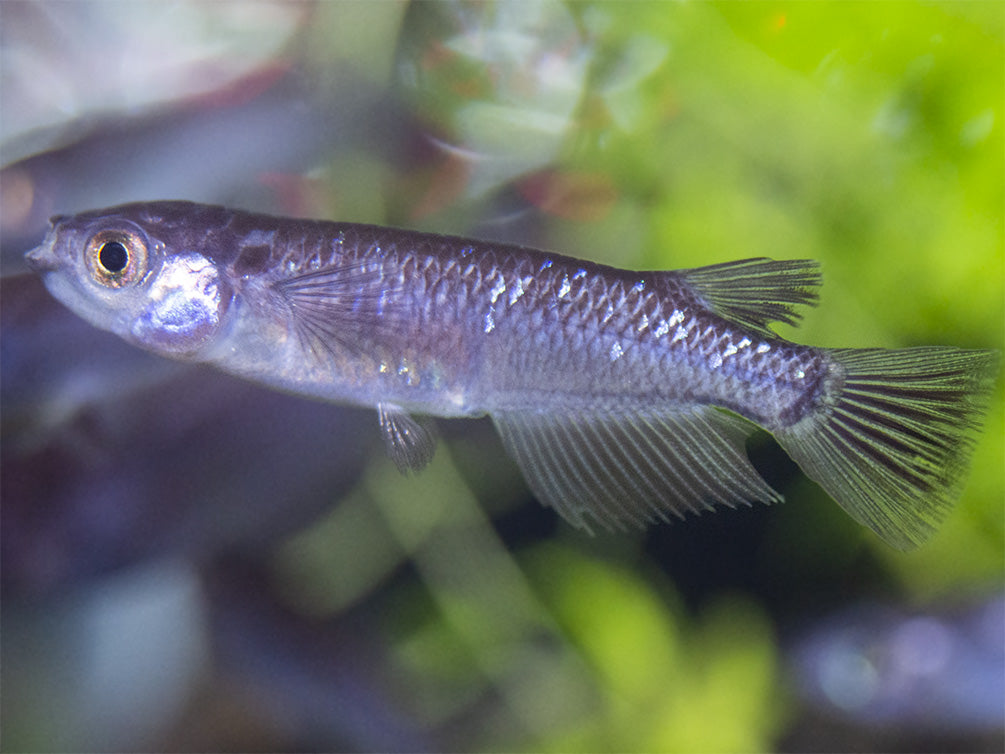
[279,448,782,751]
[394,0,590,205]
[522,547,782,752]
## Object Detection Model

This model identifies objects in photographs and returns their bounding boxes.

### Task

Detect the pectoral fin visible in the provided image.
[492,406,781,532]
[379,402,437,473]
[273,263,408,360]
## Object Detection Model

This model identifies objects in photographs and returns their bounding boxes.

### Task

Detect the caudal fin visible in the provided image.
[774,347,998,549]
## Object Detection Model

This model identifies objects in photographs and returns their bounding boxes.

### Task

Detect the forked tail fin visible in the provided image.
[774,347,998,549]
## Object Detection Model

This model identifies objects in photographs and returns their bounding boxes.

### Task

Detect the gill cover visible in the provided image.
[129,251,230,357]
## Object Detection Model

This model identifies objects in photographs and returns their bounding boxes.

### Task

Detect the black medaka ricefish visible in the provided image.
[26,201,998,549]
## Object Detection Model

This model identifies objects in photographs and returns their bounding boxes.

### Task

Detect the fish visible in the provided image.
[25,201,998,549]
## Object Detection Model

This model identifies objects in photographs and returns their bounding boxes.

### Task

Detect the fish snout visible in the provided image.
[25,242,58,273]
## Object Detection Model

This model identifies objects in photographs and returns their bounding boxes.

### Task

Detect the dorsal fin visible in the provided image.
[681,258,821,335]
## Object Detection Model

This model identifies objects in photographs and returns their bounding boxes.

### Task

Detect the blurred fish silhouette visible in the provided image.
[791,596,1005,733]
[26,201,998,548]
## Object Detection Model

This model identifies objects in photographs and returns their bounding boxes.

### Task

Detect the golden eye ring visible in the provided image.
[84,229,148,288]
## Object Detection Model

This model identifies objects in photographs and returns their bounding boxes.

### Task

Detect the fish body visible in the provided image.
[26,201,997,548]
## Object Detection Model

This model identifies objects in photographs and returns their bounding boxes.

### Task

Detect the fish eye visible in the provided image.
[99,241,129,273]
[84,229,148,288]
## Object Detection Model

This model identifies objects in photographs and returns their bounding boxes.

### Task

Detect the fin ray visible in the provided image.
[493,406,782,532]
[274,263,407,361]
[593,418,676,521]
[378,402,437,473]
[681,257,821,334]
[775,347,998,549]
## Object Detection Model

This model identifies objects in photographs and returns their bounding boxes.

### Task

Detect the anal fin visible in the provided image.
[492,406,781,532]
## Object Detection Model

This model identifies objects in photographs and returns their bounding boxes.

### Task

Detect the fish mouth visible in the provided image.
[25,243,58,273]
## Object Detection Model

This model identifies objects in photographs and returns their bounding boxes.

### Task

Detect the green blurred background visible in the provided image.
[3,1,1002,751]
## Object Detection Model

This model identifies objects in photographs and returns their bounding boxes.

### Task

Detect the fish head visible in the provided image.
[26,203,233,360]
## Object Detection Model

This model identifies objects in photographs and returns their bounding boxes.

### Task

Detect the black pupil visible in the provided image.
[99,241,129,273]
